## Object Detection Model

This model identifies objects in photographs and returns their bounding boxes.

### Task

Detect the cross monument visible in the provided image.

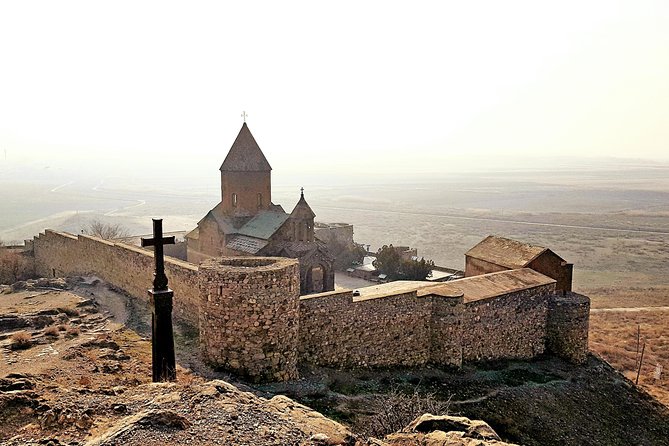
[141,218,177,382]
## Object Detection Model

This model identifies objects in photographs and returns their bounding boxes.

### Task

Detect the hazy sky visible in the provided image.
[1,1,668,177]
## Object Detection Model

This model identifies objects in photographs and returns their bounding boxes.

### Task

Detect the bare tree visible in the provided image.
[0,244,33,284]
[86,219,130,241]
[354,386,451,439]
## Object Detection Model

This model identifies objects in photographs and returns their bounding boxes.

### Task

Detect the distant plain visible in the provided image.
[2,158,668,402]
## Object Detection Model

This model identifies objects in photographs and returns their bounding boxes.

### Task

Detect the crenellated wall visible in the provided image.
[30,229,590,382]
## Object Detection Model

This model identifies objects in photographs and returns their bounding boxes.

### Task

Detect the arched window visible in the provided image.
[232,193,238,207]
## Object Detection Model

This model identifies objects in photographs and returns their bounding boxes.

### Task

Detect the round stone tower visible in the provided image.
[197,257,300,382]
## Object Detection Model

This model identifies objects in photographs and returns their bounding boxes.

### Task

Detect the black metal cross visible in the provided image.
[141,219,175,291]
[140,218,177,382]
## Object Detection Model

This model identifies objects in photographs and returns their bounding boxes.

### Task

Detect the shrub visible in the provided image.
[59,307,80,317]
[354,387,451,439]
[44,325,60,337]
[10,331,32,350]
[0,247,34,285]
[66,326,81,337]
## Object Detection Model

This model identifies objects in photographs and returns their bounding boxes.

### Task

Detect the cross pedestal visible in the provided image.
[141,218,177,382]
[149,288,176,382]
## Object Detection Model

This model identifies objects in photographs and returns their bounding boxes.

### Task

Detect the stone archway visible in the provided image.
[307,264,326,294]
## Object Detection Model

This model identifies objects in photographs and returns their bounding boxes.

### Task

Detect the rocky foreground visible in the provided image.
[0,278,514,445]
[3,277,669,445]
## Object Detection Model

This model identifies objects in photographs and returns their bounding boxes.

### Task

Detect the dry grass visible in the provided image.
[44,325,60,337]
[10,331,32,350]
[586,286,669,309]
[59,307,80,317]
[66,326,80,337]
[589,309,669,406]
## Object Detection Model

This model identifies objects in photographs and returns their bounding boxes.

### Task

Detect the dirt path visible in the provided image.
[591,306,669,313]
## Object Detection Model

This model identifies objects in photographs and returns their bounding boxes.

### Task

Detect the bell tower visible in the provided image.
[219,122,272,216]
[289,188,316,242]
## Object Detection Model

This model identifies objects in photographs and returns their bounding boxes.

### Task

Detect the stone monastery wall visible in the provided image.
[299,290,434,368]
[298,283,578,369]
[33,230,200,325]
[31,230,589,382]
[459,285,553,362]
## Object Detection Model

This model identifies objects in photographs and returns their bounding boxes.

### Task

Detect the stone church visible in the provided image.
[186,122,335,294]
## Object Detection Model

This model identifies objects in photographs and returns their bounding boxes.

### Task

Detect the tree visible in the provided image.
[354,386,451,438]
[373,245,434,281]
[86,219,130,241]
[330,239,367,270]
[0,244,33,284]
[373,245,402,278]
[402,257,435,281]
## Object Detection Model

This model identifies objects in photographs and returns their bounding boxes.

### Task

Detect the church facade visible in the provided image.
[185,123,334,294]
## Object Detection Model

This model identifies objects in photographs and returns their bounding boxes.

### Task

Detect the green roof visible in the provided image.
[237,211,289,240]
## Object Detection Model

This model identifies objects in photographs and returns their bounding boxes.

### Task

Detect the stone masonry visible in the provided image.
[29,229,590,382]
[198,257,300,382]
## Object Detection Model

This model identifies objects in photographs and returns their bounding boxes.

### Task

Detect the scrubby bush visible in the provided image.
[10,331,32,350]
[354,387,451,438]
[66,326,81,337]
[44,325,60,337]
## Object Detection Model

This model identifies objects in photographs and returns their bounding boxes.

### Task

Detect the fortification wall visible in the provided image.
[31,229,589,380]
[430,293,465,367]
[314,224,354,247]
[546,292,590,363]
[298,281,587,369]
[299,290,433,368]
[32,230,200,325]
[198,257,300,382]
[460,284,555,362]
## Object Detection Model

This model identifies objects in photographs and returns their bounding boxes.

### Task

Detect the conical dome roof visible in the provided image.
[220,123,272,172]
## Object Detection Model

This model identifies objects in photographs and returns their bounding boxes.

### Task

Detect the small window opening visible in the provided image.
[232,193,238,207]
[257,193,263,207]
[218,285,223,296]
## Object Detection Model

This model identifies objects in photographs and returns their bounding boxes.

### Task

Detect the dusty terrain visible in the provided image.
[0,279,522,446]
[0,280,351,445]
[2,279,669,445]
[588,287,669,406]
